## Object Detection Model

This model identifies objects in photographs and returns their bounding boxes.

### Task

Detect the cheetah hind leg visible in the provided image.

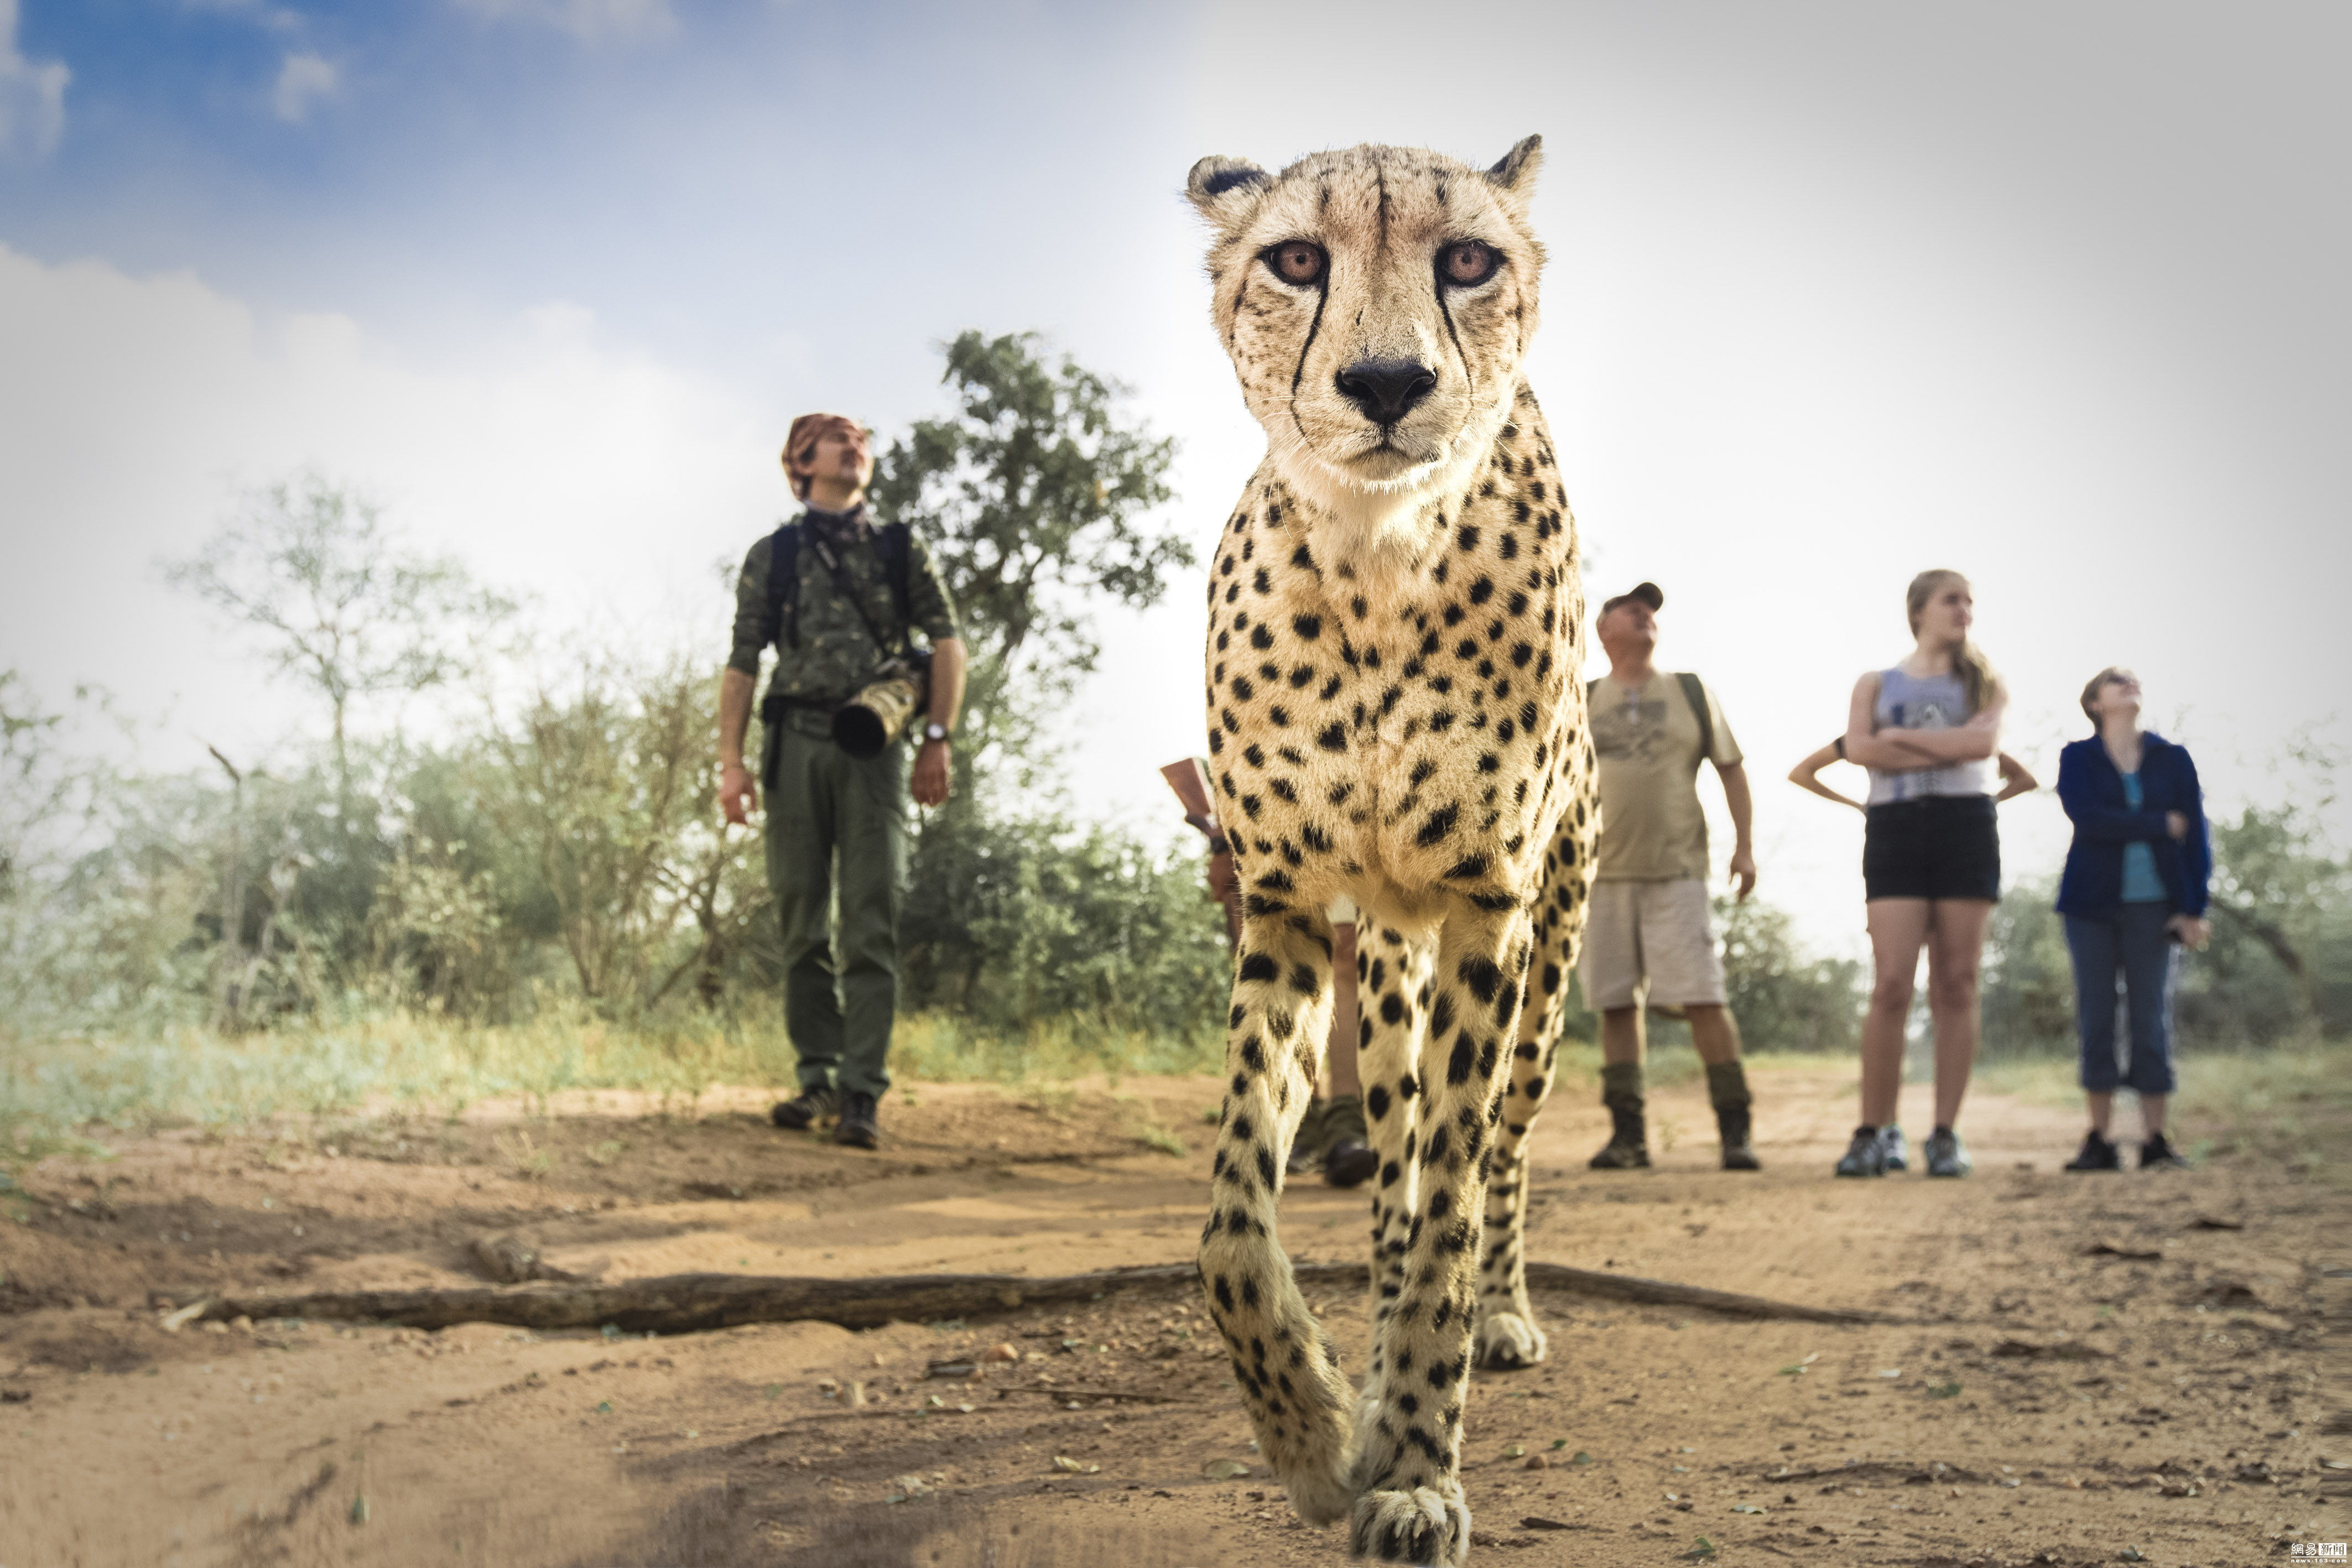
[1197,910,1357,1527]
[1472,941,1564,1370]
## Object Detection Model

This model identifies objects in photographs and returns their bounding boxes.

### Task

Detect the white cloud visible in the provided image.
[0,0,68,158]
[270,51,338,123]
[451,0,675,42]
[0,244,779,773]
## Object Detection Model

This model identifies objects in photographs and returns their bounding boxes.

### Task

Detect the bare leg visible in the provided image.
[1599,1004,1644,1065]
[1862,900,1930,1127]
[2086,1090,2114,1136]
[1199,903,1350,1524]
[2138,1092,2166,1136]
[1924,899,1992,1128]
[1685,1003,1742,1065]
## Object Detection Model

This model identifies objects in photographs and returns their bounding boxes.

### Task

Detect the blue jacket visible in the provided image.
[2054,733,2211,918]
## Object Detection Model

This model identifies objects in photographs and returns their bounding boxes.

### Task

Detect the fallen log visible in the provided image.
[179,1258,1892,1336]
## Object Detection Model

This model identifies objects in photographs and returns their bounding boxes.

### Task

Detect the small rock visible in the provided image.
[981,1342,1020,1363]
[1523,1455,1549,1470]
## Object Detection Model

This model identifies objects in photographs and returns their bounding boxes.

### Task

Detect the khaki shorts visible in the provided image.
[1577,878,1726,1011]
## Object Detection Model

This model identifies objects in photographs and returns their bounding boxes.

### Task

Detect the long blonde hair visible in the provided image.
[1906,569,1999,716]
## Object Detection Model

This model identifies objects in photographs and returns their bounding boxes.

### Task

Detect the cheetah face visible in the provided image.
[1187,138,1545,506]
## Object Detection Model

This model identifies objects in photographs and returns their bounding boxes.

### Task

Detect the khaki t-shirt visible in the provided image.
[1589,671,1742,882]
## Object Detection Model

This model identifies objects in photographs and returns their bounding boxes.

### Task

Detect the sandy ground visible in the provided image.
[0,1061,2341,1568]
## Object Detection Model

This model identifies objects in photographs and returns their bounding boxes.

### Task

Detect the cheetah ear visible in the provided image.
[1187,155,1272,228]
[1485,134,1543,194]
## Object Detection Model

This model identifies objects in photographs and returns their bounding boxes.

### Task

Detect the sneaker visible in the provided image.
[1320,1094,1378,1188]
[771,1085,837,1131]
[834,1091,880,1150]
[2064,1131,2122,1171]
[1286,1098,1331,1176]
[2138,1132,2190,1170]
[1879,1126,1910,1172]
[1834,1126,1887,1178]
[1924,1126,1971,1178]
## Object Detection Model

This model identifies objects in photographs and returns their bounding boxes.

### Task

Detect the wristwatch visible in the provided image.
[923,722,950,743]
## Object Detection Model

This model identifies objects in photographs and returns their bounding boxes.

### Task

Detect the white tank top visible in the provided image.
[1867,667,1994,804]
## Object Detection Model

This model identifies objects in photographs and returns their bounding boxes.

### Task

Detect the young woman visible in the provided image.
[1834,570,2006,1179]
[2056,669,2210,1171]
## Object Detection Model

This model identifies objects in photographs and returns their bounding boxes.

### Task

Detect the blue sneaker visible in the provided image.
[1924,1127,1971,1178]
[1880,1126,1909,1172]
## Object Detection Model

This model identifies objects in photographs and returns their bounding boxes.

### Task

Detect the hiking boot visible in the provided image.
[1286,1098,1331,1176]
[1320,1094,1378,1189]
[2138,1132,2190,1170]
[1590,1062,1649,1169]
[1703,1061,1760,1170]
[771,1085,837,1131]
[1924,1126,1971,1178]
[1879,1126,1910,1172]
[1715,1102,1761,1171]
[1834,1126,1887,1178]
[834,1091,880,1150]
[1588,1102,1651,1169]
[2064,1130,2122,1171]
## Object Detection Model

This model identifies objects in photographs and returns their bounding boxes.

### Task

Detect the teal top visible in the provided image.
[2120,772,2168,904]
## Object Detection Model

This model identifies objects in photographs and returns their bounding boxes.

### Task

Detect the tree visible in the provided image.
[164,471,514,805]
[868,330,1187,774]
[862,333,1219,1039]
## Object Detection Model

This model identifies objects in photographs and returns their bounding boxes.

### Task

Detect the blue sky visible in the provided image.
[3,0,2348,952]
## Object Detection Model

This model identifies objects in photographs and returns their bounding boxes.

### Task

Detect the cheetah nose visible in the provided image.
[1334,358,1437,426]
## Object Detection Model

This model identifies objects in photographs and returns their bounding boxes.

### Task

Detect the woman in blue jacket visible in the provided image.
[2056,668,2212,1171]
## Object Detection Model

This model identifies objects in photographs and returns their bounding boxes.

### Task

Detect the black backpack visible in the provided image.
[759,519,914,653]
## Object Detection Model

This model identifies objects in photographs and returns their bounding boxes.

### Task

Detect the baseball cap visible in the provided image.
[1600,581,1663,616]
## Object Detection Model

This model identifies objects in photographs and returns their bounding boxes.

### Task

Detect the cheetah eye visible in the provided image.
[1440,241,1500,288]
[1262,240,1328,288]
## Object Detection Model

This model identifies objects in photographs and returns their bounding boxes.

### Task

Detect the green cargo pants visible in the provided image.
[764,723,908,1100]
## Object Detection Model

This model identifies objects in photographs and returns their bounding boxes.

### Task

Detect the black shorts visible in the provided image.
[1864,795,2000,902]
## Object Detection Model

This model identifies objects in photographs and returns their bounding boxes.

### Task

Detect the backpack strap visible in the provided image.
[1675,671,1714,763]
[873,522,914,648]
[761,522,802,649]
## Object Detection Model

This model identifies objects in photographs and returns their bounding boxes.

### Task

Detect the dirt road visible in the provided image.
[0,1062,2340,1566]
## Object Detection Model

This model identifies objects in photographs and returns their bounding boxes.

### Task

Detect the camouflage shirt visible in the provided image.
[728,504,961,737]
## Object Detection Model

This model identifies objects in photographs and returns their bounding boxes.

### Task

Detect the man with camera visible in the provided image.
[719,413,966,1150]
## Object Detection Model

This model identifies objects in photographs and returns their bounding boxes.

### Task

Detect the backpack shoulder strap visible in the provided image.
[762,523,801,649]
[1676,671,1714,762]
[875,522,914,642]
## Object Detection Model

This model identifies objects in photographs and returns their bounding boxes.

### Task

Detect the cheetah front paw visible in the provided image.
[1472,1306,1548,1370]
[1349,1483,1471,1565]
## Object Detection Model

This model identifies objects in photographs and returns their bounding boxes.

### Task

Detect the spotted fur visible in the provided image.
[1185,136,1598,1565]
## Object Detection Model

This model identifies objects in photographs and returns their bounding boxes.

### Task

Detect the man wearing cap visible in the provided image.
[718,414,967,1150]
[1581,581,1762,1171]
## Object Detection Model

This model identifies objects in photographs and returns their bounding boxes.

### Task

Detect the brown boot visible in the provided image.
[1708,1060,1760,1171]
[1588,1062,1650,1169]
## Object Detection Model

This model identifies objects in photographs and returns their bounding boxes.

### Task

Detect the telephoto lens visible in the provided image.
[833,671,923,759]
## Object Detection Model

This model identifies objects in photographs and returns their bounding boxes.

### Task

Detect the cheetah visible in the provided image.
[1185,137,1598,1564]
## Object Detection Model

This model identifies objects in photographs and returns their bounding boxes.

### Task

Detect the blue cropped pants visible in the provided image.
[2063,903,2178,1095]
